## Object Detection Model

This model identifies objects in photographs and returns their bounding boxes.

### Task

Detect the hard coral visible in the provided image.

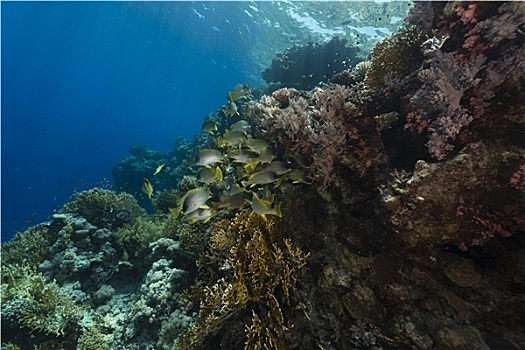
[365,25,430,90]
[61,188,146,229]
[2,264,86,338]
[177,211,309,349]
[262,37,360,91]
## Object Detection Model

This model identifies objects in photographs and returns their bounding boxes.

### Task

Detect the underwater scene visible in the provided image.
[1,1,524,349]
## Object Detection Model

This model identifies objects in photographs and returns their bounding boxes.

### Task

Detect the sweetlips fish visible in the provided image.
[217,129,246,148]
[183,208,217,224]
[230,120,251,133]
[260,160,290,176]
[153,164,166,176]
[213,190,251,211]
[284,169,312,185]
[246,138,270,154]
[222,100,239,117]
[141,178,154,199]
[194,149,224,166]
[244,147,275,173]
[197,165,223,184]
[229,83,251,101]
[250,192,282,221]
[228,148,257,164]
[201,119,218,135]
[241,170,279,188]
[169,187,211,219]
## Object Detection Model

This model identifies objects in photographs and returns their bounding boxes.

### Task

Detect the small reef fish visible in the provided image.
[217,129,246,148]
[260,160,290,176]
[183,208,217,224]
[245,138,271,154]
[285,169,312,185]
[197,165,223,184]
[194,149,224,166]
[241,170,279,188]
[230,120,251,133]
[228,148,256,164]
[244,147,275,173]
[153,164,166,176]
[250,192,282,221]
[141,178,154,199]
[229,83,251,101]
[201,119,218,134]
[170,187,211,219]
[213,191,251,210]
[222,100,239,117]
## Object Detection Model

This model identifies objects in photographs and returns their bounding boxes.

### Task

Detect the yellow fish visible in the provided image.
[229,83,251,101]
[284,169,312,185]
[184,208,217,224]
[241,171,279,189]
[197,165,223,184]
[217,129,246,148]
[222,100,239,117]
[201,119,218,134]
[153,164,166,176]
[250,192,282,221]
[230,120,251,133]
[170,187,211,219]
[194,149,224,166]
[212,191,251,211]
[141,178,153,199]
[246,138,271,154]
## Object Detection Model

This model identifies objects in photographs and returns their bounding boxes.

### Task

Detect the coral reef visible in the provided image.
[364,26,430,89]
[176,211,309,349]
[1,264,86,347]
[60,188,146,229]
[247,84,386,189]
[402,1,525,160]
[262,37,361,91]
[2,2,525,349]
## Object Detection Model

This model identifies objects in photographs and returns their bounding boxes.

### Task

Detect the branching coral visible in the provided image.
[1,223,52,267]
[2,264,86,337]
[248,87,348,188]
[403,1,525,160]
[176,211,309,349]
[247,84,382,189]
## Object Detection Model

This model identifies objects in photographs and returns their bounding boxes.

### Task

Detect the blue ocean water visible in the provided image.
[2,1,408,241]
[2,2,259,239]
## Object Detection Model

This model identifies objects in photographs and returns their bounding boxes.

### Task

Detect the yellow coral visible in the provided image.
[176,211,309,349]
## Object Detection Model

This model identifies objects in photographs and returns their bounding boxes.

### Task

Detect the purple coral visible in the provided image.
[406,51,484,159]
[248,85,351,188]
[404,1,525,160]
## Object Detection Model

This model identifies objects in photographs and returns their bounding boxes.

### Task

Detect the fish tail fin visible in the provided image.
[169,207,181,220]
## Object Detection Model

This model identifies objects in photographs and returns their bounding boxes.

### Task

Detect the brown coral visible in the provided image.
[176,211,309,349]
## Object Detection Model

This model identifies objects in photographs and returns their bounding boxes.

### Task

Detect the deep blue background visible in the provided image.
[2,2,259,239]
